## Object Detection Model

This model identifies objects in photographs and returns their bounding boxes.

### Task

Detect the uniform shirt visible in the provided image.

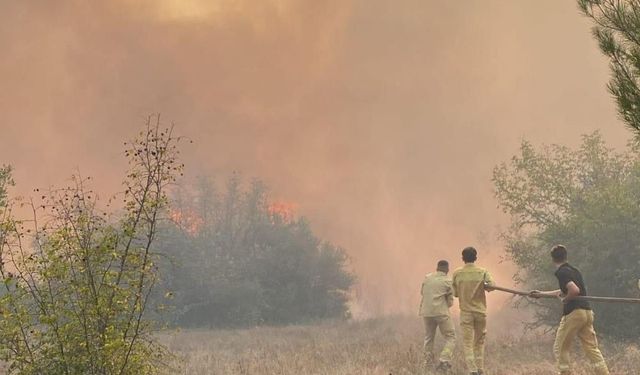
[419,271,454,317]
[452,263,494,315]
[555,263,591,316]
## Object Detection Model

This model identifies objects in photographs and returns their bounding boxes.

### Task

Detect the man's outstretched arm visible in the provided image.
[483,271,496,292]
[529,289,562,298]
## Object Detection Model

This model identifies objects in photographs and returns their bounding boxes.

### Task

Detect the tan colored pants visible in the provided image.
[554,309,609,375]
[460,311,486,373]
[423,315,456,363]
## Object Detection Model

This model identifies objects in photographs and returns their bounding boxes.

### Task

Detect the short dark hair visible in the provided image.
[437,260,449,270]
[462,247,477,263]
[550,245,568,263]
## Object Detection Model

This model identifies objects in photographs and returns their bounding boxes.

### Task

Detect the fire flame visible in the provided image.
[267,201,297,223]
[169,200,297,234]
[169,208,203,236]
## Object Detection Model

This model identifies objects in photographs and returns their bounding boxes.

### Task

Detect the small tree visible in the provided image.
[493,132,640,339]
[580,0,640,134]
[0,116,183,374]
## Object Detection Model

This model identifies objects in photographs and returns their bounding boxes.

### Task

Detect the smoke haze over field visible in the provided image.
[0,1,631,315]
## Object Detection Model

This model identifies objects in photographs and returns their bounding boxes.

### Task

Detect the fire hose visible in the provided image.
[485,284,640,304]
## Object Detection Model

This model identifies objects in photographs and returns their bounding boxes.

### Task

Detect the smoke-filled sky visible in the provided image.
[0,1,632,314]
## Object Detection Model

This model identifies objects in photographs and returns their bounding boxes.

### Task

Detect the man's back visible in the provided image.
[452,263,493,315]
[555,263,591,316]
[419,271,453,317]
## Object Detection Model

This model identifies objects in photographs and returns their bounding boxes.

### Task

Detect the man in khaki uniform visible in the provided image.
[419,260,456,372]
[452,247,494,375]
[530,245,609,375]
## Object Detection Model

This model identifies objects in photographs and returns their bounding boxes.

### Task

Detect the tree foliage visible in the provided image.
[580,0,640,134]
[0,166,13,208]
[0,117,183,374]
[493,132,640,339]
[155,176,354,328]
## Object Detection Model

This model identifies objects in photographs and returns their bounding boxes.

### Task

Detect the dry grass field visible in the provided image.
[160,316,640,375]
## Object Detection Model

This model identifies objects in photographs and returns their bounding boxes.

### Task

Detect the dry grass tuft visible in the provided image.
[159,316,638,375]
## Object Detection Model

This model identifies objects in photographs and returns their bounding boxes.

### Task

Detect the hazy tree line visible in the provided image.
[153,176,354,328]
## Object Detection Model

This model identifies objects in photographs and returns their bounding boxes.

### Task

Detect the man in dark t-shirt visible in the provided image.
[530,245,609,375]
[555,262,591,316]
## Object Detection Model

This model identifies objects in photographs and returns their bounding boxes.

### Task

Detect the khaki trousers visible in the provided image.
[460,311,486,372]
[554,309,609,375]
[423,315,456,363]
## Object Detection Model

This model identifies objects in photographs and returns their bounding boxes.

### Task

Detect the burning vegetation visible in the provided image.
[152,176,354,328]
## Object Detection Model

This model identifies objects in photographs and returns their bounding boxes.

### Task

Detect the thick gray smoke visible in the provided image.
[0,0,630,315]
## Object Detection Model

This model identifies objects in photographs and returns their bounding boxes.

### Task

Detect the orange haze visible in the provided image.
[0,1,631,316]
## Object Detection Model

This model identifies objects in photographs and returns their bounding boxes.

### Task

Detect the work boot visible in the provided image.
[477,370,484,375]
[423,353,435,367]
[593,364,610,375]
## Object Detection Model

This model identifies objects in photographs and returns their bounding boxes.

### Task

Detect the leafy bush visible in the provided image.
[0,118,183,374]
[155,176,354,328]
[493,132,640,339]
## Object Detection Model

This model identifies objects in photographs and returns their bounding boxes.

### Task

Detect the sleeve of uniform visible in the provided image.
[445,278,454,307]
[556,268,572,290]
[483,269,495,287]
[452,271,459,298]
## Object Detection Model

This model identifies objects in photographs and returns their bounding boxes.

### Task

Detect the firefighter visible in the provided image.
[419,260,456,372]
[452,247,494,375]
[530,245,609,375]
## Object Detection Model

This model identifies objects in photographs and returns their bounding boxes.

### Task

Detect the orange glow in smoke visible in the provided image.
[169,208,203,236]
[170,200,297,234]
[267,201,297,223]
